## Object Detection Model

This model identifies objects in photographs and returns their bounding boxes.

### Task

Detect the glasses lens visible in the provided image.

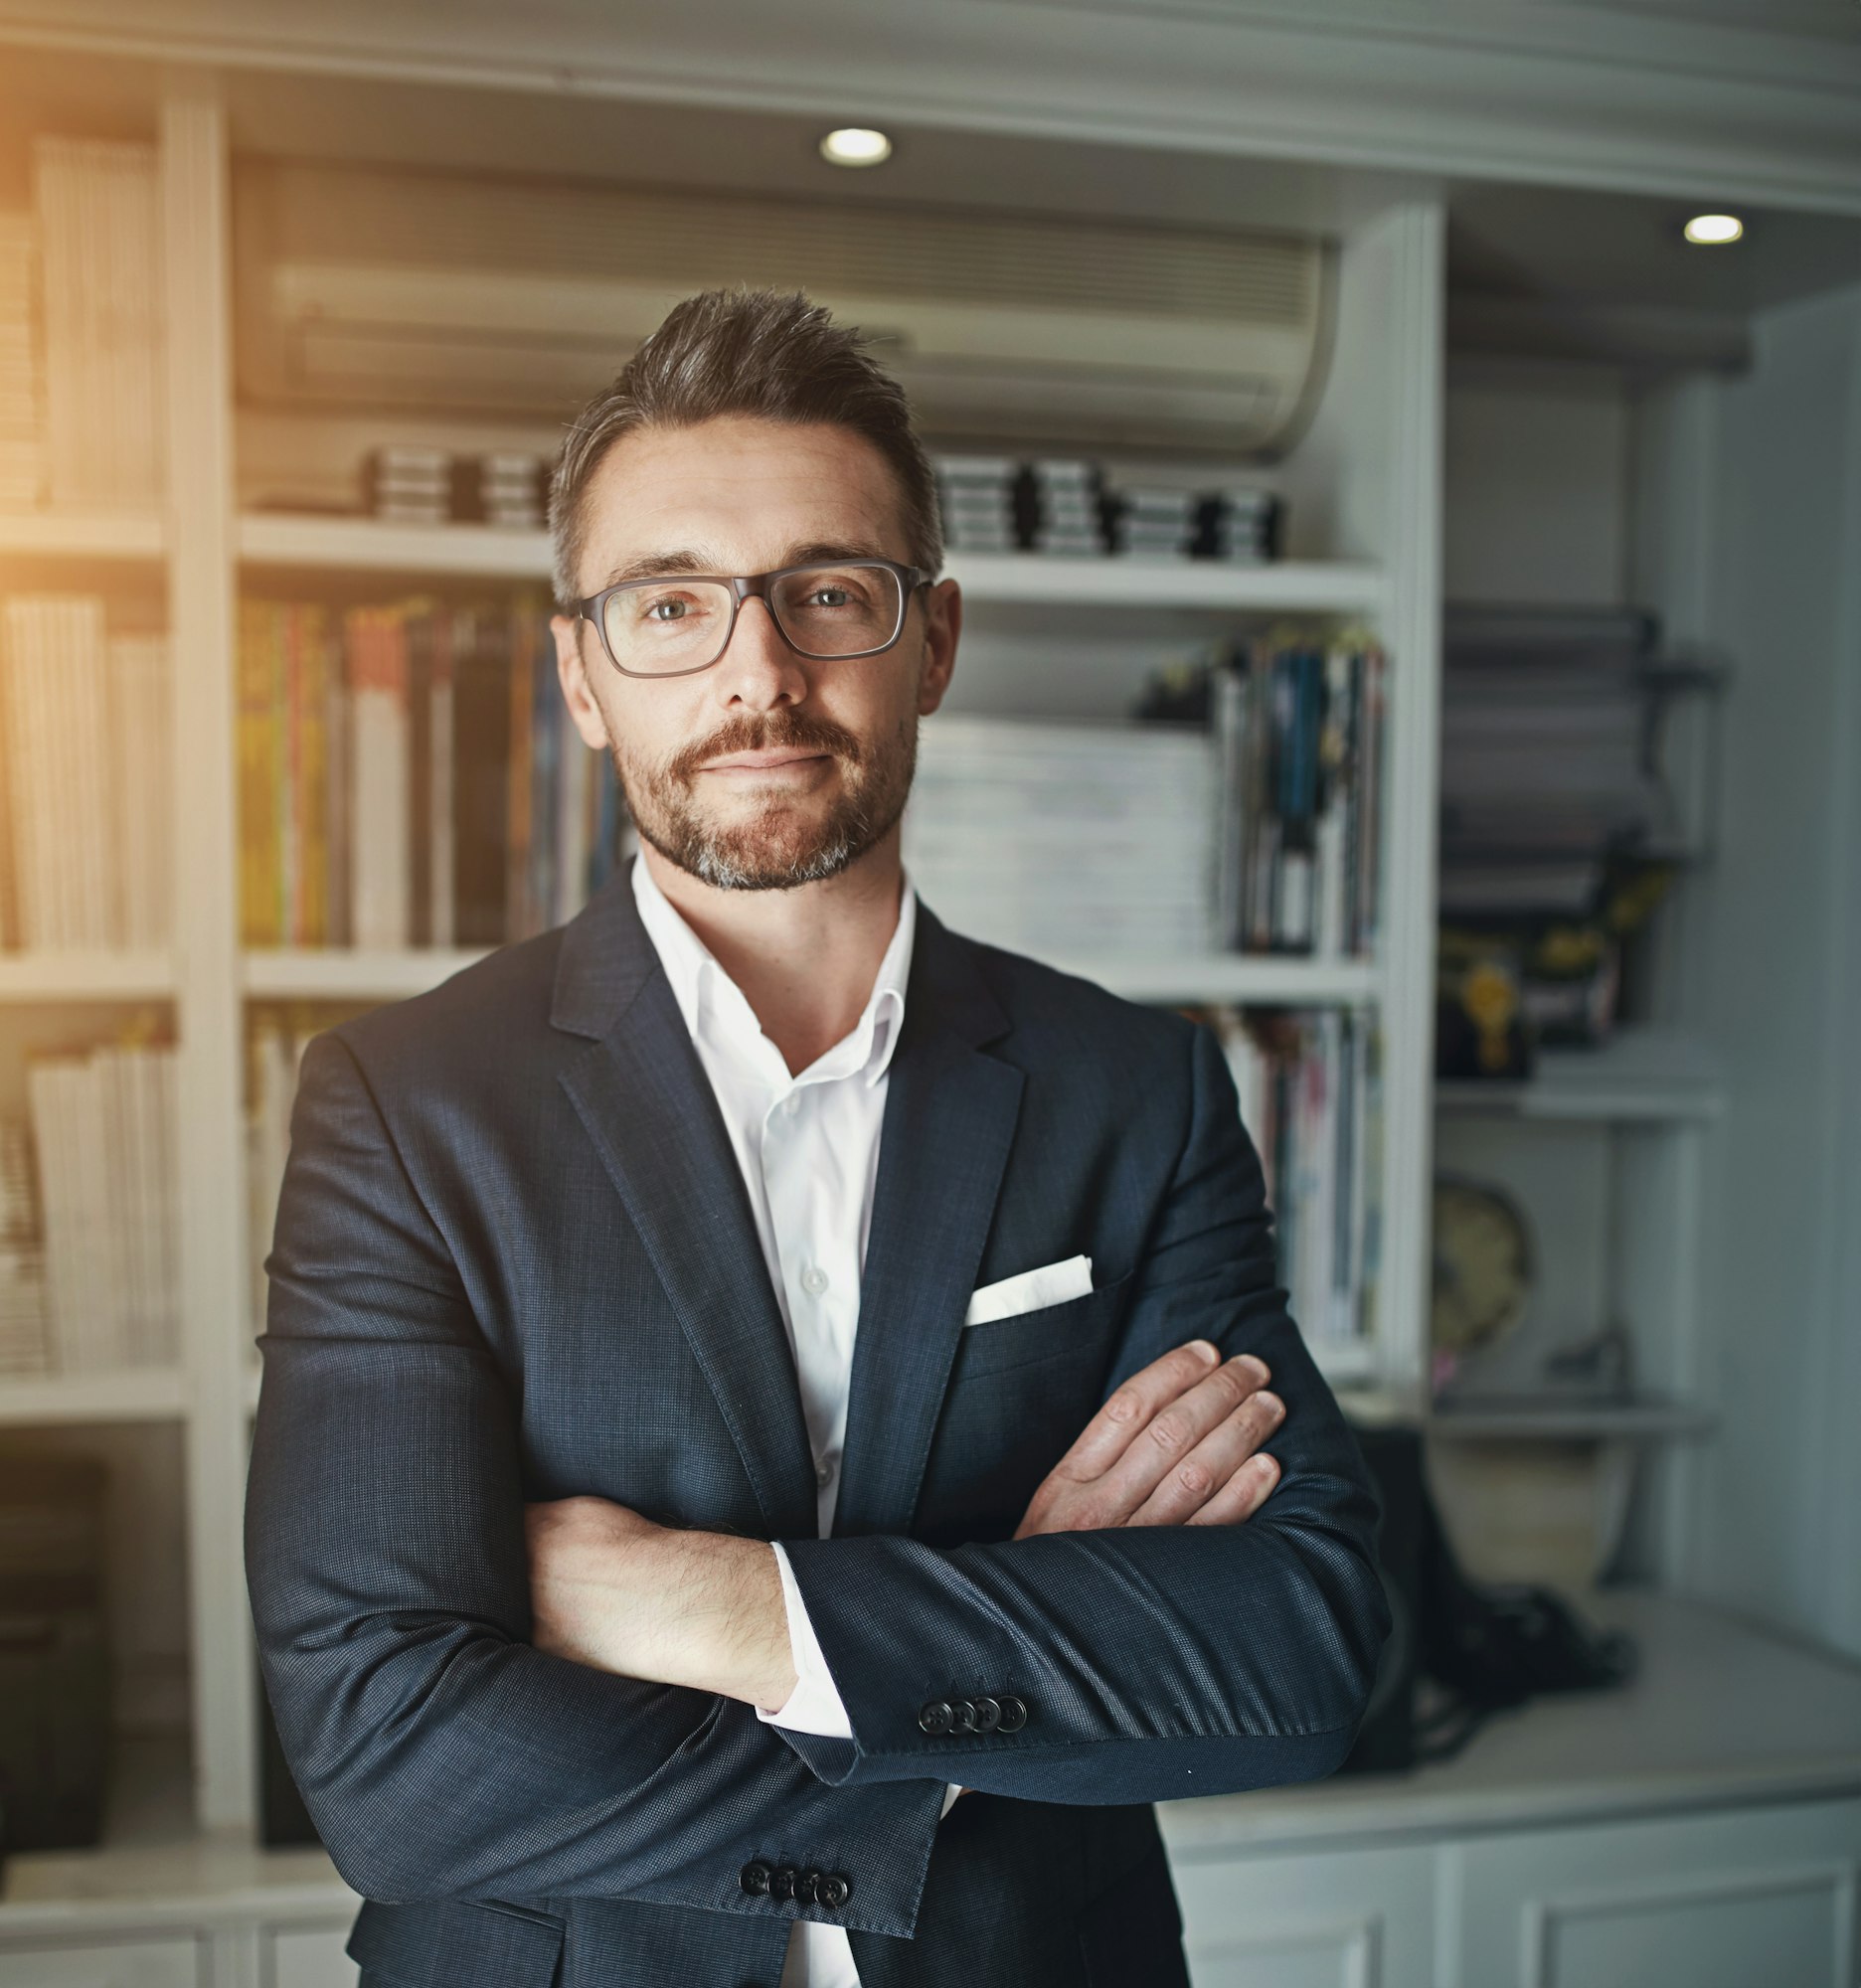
[770,564,903,657]
[602,579,736,674]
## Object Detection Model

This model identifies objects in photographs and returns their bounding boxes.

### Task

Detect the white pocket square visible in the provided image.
[963,1254,1095,1327]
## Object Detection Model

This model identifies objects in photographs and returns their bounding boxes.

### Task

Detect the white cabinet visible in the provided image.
[1170,1796,1861,1988]
[0,1932,207,1988]
[1173,1841,1433,1988]
[257,1919,359,1988]
[1448,1797,1861,1988]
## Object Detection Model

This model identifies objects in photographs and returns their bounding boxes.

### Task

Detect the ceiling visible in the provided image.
[0,29,1855,349]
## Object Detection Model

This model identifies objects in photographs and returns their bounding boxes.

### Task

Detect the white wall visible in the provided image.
[1676,280,1861,1658]
[1444,360,1630,605]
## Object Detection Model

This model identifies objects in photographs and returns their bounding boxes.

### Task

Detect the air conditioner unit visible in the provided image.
[235,161,1336,457]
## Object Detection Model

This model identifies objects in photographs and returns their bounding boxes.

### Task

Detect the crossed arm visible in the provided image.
[522,1338,1289,1716]
[246,1021,1388,1932]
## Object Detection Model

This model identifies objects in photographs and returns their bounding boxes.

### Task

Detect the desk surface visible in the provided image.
[1159,1586,1861,1858]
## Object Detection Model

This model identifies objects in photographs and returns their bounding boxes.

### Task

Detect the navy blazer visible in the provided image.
[245,857,1390,1988]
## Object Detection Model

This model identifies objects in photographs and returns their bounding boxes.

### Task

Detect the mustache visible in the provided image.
[667,710,864,780]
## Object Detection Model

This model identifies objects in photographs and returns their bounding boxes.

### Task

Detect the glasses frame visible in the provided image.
[575,557,936,679]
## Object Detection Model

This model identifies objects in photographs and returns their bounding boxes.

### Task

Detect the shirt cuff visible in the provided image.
[760,1544,963,1821]
[758,1542,855,1740]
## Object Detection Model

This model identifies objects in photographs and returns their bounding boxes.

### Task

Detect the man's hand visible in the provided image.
[524,1340,1282,1709]
[1014,1339,1283,1540]
[524,1497,798,1713]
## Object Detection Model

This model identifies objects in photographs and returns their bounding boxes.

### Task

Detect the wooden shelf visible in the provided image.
[243,946,494,1001]
[0,1734,356,1914]
[0,509,166,562]
[0,950,176,1001]
[243,943,1378,1008]
[236,514,1386,616]
[0,1367,189,1426]
[1435,1027,1723,1122]
[1427,1394,1718,1442]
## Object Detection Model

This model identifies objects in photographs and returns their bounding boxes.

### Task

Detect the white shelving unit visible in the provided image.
[0,72,1443,1870]
[0,13,1852,1988]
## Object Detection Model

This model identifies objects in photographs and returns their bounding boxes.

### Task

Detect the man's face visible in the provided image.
[552,414,960,892]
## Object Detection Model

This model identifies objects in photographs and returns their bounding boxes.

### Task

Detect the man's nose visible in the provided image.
[711,593,808,709]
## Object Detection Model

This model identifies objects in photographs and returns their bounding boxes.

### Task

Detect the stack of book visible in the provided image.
[1205,1004,1380,1352]
[0,1121,48,1376]
[362,446,453,524]
[24,1034,180,1374]
[474,452,548,529]
[1194,487,1281,565]
[932,454,1020,555]
[1210,634,1385,958]
[1104,484,1198,558]
[245,1006,325,1333]
[31,137,164,511]
[239,592,628,950]
[0,213,40,511]
[903,713,1214,955]
[1027,458,1105,556]
[0,597,172,950]
[1438,604,1679,919]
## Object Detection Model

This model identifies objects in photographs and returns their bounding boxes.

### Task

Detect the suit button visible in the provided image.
[740,1860,772,1896]
[818,1872,852,1908]
[919,1699,954,1735]
[770,1865,798,1902]
[971,1695,1002,1734]
[997,1696,1028,1733]
[950,1698,977,1733]
[797,1870,823,1905]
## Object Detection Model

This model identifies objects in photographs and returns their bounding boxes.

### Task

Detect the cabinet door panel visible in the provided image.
[0,1934,205,1988]
[1169,1840,1433,1988]
[1452,1795,1861,1988]
[261,1919,360,1988]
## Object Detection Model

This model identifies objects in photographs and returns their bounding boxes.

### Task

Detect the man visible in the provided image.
[246,287,1390,1988]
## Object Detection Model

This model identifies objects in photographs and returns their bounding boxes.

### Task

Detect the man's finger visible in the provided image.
[1184,1449,1280,1526]
[1054,1341,1267,1484]
[1091,1357,1277,1521]
[1124,1387,1285,1527]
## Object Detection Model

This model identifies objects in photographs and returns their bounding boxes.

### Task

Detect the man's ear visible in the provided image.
[553,612,611,751]
[917,579,961,717]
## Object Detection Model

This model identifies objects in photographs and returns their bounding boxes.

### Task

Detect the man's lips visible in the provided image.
[698,749,831,773]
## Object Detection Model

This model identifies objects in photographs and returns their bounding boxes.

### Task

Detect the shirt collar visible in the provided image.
[629,851,916,1092]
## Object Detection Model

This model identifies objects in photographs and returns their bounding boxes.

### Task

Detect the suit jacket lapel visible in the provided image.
[832,901,1022,1539]
[551,862,819,1541]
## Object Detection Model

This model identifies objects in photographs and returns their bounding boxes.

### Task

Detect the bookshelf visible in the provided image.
[0,66,1443,1887]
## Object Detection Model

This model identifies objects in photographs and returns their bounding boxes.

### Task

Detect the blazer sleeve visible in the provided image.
[774,1018,1393,1804]
[245,1029,946,1934]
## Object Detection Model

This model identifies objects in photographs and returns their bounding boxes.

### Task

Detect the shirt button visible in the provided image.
[801,1265,829,1296]
[783,1093,801,1116]
[815,1458,835,1489]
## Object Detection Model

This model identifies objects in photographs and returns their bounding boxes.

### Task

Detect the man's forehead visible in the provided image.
[580,415,906,579]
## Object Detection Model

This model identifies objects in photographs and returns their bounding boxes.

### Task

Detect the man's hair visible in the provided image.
[548,286,944,610]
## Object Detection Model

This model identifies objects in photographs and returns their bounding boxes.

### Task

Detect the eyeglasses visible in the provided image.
[576,558,934,679]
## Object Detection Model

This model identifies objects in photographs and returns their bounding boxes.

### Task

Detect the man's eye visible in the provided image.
[806,586,852,608]
[645,598,691,622]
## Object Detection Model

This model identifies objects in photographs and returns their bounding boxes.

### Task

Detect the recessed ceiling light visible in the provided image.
[1683,214,1744,246]
[820,127,893,168]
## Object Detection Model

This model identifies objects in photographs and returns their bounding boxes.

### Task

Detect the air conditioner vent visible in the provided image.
[237,160,1334,454]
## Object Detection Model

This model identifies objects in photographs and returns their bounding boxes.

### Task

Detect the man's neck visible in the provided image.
[639,836,906,1077]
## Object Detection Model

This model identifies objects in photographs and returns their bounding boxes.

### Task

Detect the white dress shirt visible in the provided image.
[629,853,951,1988]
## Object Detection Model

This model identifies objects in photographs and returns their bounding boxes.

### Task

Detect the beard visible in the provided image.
[609,702,918,892]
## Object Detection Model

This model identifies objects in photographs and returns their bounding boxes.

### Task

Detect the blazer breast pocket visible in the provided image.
[950,1266,1134,1384]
